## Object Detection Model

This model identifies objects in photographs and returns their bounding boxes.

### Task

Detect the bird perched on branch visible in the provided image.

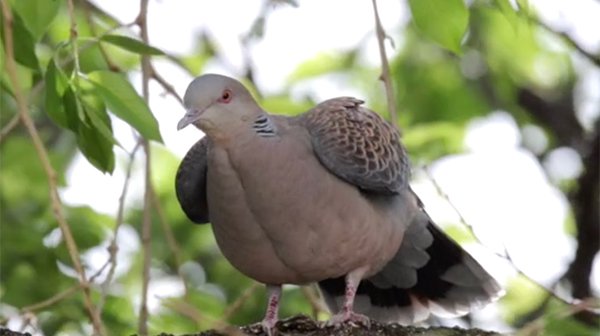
[175,74,501,331]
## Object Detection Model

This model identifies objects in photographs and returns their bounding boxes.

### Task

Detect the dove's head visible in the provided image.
[178,74,260,136]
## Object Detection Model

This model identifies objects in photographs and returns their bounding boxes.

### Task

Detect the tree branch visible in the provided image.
[371,0,399,131]
[516,88,586,153]
[137,0,153,334]
[565,122,599,299]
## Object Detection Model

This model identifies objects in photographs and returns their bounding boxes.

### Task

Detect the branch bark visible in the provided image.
[566,122,599,299]
[134,315,503,336]
[516,88,586,153]
[516,88,599,326]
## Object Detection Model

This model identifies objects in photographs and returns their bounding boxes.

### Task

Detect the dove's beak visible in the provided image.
[177,109,202,130]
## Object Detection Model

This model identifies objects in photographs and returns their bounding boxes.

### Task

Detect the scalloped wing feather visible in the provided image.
[301,97,410,194]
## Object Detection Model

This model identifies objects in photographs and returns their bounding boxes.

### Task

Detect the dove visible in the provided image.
[175,74,501,330]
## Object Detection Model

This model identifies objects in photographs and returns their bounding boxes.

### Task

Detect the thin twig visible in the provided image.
[221,282,261,322]
[97,140,143,314]
[138,141,153,336]
[81,0,121,71]
[423,167,578,307]
[21,286,81,313]
[151,191,188,295]
[66,0,81,81]
[161,298,205,326]
[161,298,242,335]
[0,2,104,334]
[161,298,244,336]
[137,0,153,334]
[18,312,38,333]
[371,0,399,131]
[0,113,20,143]
[149,64,183,103]
[517,298,599,336]
[21,256,113,316]
[83,0,187,104]
[300,286,329,319]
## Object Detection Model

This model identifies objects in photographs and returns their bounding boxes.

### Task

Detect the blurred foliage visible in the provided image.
[0,0,598,335]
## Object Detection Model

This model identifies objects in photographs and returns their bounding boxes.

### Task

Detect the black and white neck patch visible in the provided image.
[252,114,277,137]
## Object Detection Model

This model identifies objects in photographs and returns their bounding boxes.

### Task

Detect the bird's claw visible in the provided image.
[261,317,277,336]
[326,310,371,327]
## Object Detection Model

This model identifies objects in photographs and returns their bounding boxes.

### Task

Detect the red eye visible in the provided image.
[219,89,232,103]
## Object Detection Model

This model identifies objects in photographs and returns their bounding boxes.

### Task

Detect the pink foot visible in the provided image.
[327,310,371,327]
[260,285,281,335]
[260,317,277,336]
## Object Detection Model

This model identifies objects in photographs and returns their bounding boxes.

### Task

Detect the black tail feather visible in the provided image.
[318,217,501,322]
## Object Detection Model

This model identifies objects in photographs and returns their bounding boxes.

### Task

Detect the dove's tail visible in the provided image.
[318,210,502,324]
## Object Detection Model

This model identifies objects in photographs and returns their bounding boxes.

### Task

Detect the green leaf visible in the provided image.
[62,84,114,173]
[12,0,60,41]
[101,34,165,56]
[87,71,163,142]
[79,89,120,148]
[494,0,521,31]
[1,11,40,70]
[77,116,115,174]
[62,86,81,132]
[403,122,466,161]
[541,300,599,336]
[443,224,476,244]
[287,51,356,83]
[77,105,116,173]
[407,0,469,54]
[44,60,69,128]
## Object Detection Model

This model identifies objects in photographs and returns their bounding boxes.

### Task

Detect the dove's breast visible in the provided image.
[206,124,407,285]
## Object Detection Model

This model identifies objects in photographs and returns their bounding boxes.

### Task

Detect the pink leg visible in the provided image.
[328,269,370,326]
[261,285,282,332]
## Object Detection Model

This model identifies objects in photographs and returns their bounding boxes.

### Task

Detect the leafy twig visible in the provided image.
[0,1,104,334]
[371,0,399,131]
[83,0,188,104]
